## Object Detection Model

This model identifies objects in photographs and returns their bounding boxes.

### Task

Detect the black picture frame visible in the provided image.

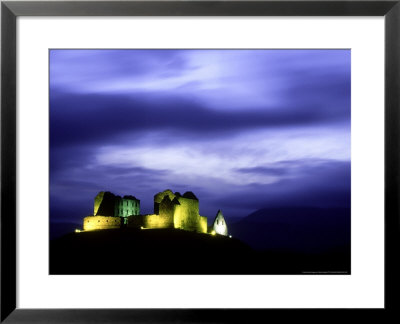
[1,0,399,322]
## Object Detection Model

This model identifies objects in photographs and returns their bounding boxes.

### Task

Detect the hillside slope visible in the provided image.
[50,228,252,274]
[50,217,350,275]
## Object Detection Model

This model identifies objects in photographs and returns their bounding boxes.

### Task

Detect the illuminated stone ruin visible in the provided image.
[82,189,228,236]
[129,189,208,233]
[84,191,140,230]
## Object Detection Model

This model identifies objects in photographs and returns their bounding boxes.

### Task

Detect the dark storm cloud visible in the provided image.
[236,158,349,178]
[50,90,349,149]
[216,159,351,216]
[236,166,289,177]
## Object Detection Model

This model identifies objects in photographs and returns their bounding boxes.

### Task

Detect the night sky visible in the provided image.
[50,49,351,225]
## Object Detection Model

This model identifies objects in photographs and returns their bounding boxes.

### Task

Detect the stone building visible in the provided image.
[128,189,208,233]
[82,189,228,236]
[84,191,140,230]
[211,210,228,236]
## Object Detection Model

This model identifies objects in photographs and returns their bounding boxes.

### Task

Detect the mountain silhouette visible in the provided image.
[229,207,350,254]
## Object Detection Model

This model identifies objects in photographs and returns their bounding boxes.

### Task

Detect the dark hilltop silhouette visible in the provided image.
[50,191,350,275]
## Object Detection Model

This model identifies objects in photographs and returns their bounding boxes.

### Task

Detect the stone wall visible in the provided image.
[83,216,122,231]
[94,192,116,216]
[159,195,177,219]
[127,214,174,229]
[174,196,201,232]
[198,216,208,233]
[115,197,140,217]
[154,189,176,214]
[93,191,140,220]
[152,189,207,233]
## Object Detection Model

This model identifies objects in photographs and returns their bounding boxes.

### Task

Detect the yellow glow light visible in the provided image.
[75,229,82,233]
[211,230,216,236]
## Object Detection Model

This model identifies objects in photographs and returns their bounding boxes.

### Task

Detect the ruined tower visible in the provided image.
[84,191,140,230]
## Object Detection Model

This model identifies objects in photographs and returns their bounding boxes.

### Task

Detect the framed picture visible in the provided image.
[1,0,399,322]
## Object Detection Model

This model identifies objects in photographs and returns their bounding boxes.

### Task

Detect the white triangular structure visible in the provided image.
[212,210,228,236]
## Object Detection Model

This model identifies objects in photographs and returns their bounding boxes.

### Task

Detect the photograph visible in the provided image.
[3,0,399,321]
[49,49,351,275]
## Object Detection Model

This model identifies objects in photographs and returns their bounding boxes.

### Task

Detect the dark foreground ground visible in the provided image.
[50,228,350,275]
